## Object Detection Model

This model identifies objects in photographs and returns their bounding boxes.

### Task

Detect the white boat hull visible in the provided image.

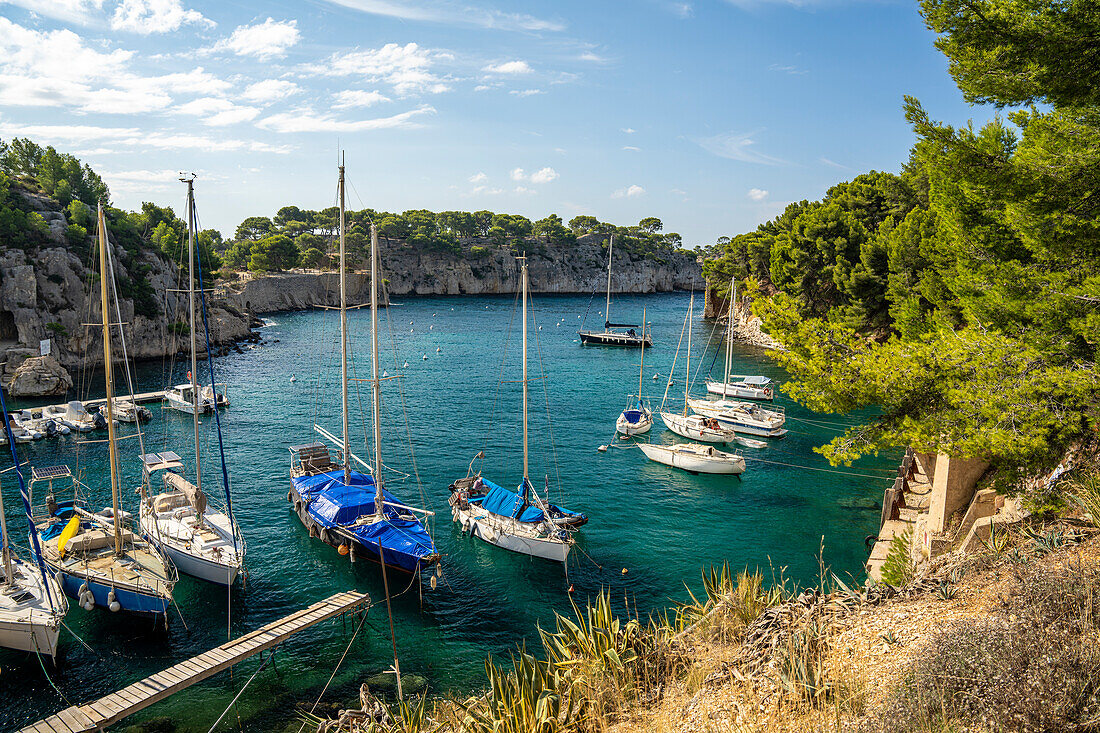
[638,442,746,474]
[659,412,737,443]
[0,558,66,658]
[452,506,570,562]
[706,378,773,401]
[140,500,243,586]
[688,399,787,438]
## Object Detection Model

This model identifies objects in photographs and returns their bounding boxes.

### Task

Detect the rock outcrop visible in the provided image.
[7,355,72,397]
[702,281,784,350]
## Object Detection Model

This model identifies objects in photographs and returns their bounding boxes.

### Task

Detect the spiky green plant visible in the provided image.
[776,619,832,704]
[937,582,958,601]
[675,563,779,636]
[461,649,573,733]
[982,521,1011,554]
[880,529,915,587]
[1072,474,1100,527]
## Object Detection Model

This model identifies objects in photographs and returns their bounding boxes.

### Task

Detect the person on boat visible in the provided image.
[627,328,637,337]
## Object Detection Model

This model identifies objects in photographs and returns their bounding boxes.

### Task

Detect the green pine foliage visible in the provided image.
[702,0,1100,472]
[880,529,915,587]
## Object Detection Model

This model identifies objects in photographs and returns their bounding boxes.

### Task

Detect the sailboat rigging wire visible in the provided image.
[530,302,564,501]
[208,642,284,733]
[480,287,522,460]
[739,455,896,480]
[104,235,148,462]
[660,292,692,411]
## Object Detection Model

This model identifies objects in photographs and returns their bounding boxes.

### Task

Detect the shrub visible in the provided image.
[880,528,914,587]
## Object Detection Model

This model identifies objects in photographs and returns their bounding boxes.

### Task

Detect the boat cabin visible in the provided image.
[289,442,343,478]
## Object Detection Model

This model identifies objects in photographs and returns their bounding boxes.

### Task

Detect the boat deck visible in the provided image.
[81,391,167,409]
[18,590,370,733]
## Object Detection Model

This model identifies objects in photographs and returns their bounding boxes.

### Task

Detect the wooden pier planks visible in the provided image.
[81,390,168,409]
[19,590,369,733]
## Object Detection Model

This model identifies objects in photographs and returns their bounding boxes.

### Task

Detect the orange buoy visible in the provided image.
[568,584,575,593]
[621,568,628,574]
[338,544,350,556]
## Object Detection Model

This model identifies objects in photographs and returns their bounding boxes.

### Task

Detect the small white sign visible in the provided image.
[39,339,51,356]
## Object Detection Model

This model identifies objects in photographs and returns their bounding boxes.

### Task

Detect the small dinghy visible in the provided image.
[735,436,767,449]
[7,417,34,443]
[22,410,69,436]
[637,442,746,475]
[56,401,103,432]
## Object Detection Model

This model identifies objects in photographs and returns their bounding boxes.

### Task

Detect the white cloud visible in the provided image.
[621,127,636,134]
[819,156,854,171]
[256,104,435,133]
[510,167,526,181]
[211,18,300,61]
[747,188,769,201]
[509,89,542,97]
[332,89,390,109]
[483,60,532,75]
[468,172,487,183]
[697,130,785,165]
[529,166,558,184]
[514,185,535,195]
[306,43,450,96]
[768,63,808,75]
[318,0,565,32]
[0,120,291,153]
[473,84,493,92]
[578,52,606,63]
[612,184,645,198]
[111,0,213,34]
[177,96,260,126]
[471,184,503,195]
[242,79,301,103]
[1,0,105,26]
[622,145,640,152]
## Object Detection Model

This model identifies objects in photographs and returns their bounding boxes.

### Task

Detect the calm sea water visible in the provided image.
[1,292,894,731]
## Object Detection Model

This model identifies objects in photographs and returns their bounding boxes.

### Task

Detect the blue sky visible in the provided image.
[0,0,992,246]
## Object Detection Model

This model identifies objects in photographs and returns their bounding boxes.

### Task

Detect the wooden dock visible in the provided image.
[20,590,369,733]
[82,390,167,409]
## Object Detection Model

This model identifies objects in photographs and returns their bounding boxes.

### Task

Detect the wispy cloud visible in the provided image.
[256,104,435,133]
[697,130,785,165]
[509,89,543,97]
[819,156,854,171]
[622,145,640,151]
[0,119,291,153]
[511,166,558,183]
[332,89,391,108]
[319,0,565,32]
[0,0,106,26]
[621,127,636,134]
[176,96,260,126]
[612,184,645,198]
[304,43,451,96]
[768,63,808,75]
[468,171,487,183]
[483,60,532,74]
[242,79,301,103]
[747,187,769,201]
[208,18,300,61]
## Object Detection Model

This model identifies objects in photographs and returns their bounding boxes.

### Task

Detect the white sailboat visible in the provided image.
[0,423,67,658]
[637,442,746,475]
[688,397,788,438]
[704,278,775,401]
[658,292,740,444]
[32,204,176,618]
[578,235,652,347]
[140,176,244,586]
[616,306,653,435]
[449,257,582,563]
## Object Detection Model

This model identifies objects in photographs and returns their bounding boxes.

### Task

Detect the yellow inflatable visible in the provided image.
[57,515,81,558]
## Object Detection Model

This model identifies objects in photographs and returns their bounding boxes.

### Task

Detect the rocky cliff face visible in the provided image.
[221,234,702,314]
[0,190,254,378]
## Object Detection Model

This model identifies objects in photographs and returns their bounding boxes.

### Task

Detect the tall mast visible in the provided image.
[97,204,123,555]
[370,222,384,514]
[637,306,646,403]
[604,235,613,330]
[684,294,693,415]
[723,277,734,398]
[0,475,11,587]
[339,160,350,487]
[521,257,529,482]
[185,177,202,499]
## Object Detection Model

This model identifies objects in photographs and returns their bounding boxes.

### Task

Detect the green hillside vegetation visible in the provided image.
[0,138,222,317]
[223,207,687,274]
[702,0,1100,478]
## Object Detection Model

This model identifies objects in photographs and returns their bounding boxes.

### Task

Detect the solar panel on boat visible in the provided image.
[31,465,71,480]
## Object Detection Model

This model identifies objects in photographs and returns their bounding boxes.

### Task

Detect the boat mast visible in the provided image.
[97,204,124,555]
[638,306,645,404]
[521,256,529,483]
[0,475,11,587]
[723,277,734,398]
[370,222,384,515]
[604,235,613,331]
[684,294,693,416]
[185,176,203,500]
[339,160,350,487]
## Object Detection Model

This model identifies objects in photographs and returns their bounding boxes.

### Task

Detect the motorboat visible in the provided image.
[19,409,69,437]
[706,375,775,401]
[688,398,787,438]
[637,442,746,475]
[164,383,228,414]
[110,399,151,423]
[139,451,243,585]
[7,418,34,443]
[52,401,104,432]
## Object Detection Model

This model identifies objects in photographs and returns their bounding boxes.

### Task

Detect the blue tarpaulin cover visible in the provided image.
[479,478,545,523]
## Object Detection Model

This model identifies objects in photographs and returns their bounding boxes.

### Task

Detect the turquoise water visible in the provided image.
[1,292,894,731]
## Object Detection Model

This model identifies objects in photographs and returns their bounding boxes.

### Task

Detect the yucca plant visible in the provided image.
[1072,473,1100,527]
[461,649,573,733]
[675,564,778,636]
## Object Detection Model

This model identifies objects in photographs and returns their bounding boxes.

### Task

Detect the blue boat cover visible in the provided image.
[622,409,645,423]
[293,468,374,501]
[479,478,545,523]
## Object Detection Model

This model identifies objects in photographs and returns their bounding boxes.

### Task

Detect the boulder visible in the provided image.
[7,355,73,397]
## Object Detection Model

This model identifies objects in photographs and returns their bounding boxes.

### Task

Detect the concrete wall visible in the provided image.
[927,454,990,533]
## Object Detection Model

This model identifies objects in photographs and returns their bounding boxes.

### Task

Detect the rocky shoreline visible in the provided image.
[701,281,784,351]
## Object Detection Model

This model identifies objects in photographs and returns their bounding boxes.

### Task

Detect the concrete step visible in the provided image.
[877,518,913,543]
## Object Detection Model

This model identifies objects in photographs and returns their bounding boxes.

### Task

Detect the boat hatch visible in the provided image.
[141,451,184,473]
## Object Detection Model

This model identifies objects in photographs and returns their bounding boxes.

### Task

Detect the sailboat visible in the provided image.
[637,441,746,475]
[31,204,175,618]
[139,176,245,586]
[659,293,739,444]
[448,257,586,563]
[287,161,439,575]
[0,392,67,658]
[704,278,775,401]
[616,307,653,435]
[578,235,652,347]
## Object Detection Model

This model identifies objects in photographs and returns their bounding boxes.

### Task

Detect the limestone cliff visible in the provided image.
[220,234,701,314]
[0,190,254,377]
